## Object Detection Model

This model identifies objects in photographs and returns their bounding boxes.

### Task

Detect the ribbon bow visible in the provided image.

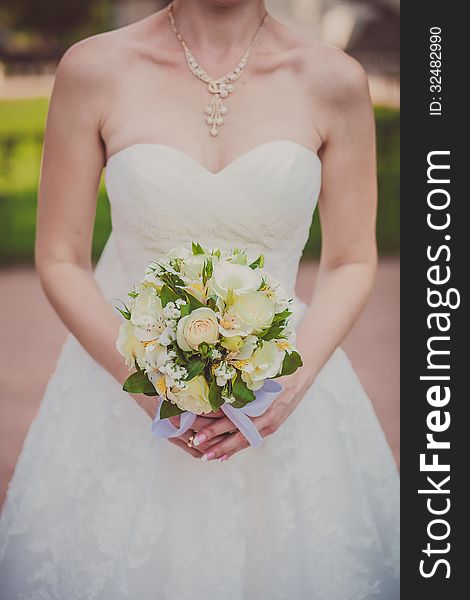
[151,380,283,447]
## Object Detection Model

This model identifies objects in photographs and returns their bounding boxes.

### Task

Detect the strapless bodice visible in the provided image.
[104,140,321,299]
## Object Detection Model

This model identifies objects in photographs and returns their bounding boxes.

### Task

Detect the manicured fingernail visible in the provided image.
[193,433,206,447]
[201,451,215,461]
[219,454,229,462]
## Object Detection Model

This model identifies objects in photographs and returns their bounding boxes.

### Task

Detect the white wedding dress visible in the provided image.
[0,140,399,599]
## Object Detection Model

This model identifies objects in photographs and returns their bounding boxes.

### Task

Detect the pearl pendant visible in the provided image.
[204,91,228,137]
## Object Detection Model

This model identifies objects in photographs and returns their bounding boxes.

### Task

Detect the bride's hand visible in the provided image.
[191,375,310,461]
[132,394,210,457]
[167,410,228,458]
[133,394,229,458]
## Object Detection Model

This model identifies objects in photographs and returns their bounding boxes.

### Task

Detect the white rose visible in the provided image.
[232,291,275,334]
[176,307,219,351]
[210,262,262,300]
[240,340,284,390]
[167,375,212,414]
[116,321,146,369]
[130,288,166,342]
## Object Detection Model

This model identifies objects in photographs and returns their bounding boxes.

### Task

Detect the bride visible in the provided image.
[0,0,399,598]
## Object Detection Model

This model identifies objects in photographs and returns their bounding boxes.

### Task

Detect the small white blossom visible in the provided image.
[212,348,222,360]
[159,361,188,389]
[214,362,236,387]
[163,302,181,321]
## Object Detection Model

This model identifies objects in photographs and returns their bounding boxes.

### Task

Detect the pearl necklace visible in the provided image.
[168,2,268,137]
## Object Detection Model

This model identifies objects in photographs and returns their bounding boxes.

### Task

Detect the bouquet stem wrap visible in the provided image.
[151,380,283,447]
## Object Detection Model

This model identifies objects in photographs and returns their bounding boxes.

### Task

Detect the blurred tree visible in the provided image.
[3,0,112,45]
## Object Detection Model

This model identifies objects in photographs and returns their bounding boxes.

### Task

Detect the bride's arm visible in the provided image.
[290,60,378,398]
[192,58,378,460]
[36,44,167,424]
[36,47,125,382]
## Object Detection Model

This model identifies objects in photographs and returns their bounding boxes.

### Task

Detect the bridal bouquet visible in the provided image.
[116,243,302,446]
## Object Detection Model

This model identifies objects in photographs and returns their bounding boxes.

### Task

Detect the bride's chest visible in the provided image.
[104,142,321,230]
[101,60,322,174]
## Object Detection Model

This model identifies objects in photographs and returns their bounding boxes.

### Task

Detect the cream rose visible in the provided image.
[167,375,212,414]
[210,262,262,300]
[240,340,284,390]
[116,321,146,369]
[176,307,219,351]
[232,291,275,334]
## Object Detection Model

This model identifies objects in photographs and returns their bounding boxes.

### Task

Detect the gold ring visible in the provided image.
[187,432,196,448]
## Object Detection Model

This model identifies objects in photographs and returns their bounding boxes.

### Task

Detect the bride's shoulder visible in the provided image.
[273,23,369,105]
[54,18,153,93]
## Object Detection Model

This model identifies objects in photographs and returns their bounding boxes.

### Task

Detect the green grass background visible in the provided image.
[0,98,399,265]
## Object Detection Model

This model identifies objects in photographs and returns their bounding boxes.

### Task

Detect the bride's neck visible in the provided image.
[169,0,267,56]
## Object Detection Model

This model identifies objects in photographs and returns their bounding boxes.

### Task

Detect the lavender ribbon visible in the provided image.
[151,379,283,447]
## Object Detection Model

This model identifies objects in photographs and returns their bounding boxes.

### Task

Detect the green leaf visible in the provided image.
[202,258,213,285]
[173,343,189,366]
[185,292,206,311]
[259,325,286,341]
[227,399,247,409]
[197,342,210,358]
[122,370,155,394]
[249,255,265,269]
[279,351,303,377]
[232,376,256,404]
[192,241,205,255]
[209,378,225,410]
[160,401,186,419]
[180,302,190,317]
[116,306,131,320]
[158,271,186,291]
[143,389,158,397]
[185,357,206,381]
[272,309,292,324]
[128,291,138,299]
[160,284,180,307]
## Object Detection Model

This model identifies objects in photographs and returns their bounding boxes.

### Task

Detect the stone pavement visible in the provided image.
[0,259,399,504]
